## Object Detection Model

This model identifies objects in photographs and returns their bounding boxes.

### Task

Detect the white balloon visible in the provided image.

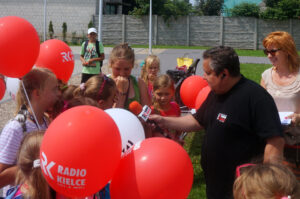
[105,108,145,154]
[6,77,20,100]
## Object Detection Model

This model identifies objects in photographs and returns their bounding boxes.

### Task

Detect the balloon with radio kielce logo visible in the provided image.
[40,106,122,198]
[0,16,40,78]
[110,138,194,199]
[36,39,74,83]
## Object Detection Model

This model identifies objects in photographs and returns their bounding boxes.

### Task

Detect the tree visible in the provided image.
[62,22,67,42]
[261,0,300,20]
[130,0,192,21]
[231,3,260,18]
[88,20,94,28]
[264,0,280,7]
[48,21,54,39]
[199,0,224,16]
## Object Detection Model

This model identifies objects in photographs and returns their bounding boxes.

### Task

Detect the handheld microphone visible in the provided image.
[129,101,170,138]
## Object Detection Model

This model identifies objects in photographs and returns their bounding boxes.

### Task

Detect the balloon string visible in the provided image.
[21,81,41,130]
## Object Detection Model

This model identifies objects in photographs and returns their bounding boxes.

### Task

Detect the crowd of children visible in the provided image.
[0,27,300,198]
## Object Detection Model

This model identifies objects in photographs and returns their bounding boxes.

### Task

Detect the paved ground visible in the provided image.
[0,47,271,130]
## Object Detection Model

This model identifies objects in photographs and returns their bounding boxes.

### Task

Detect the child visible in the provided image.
[73,74,116,110]
[109,43,150,109]
[151,75,182,144]
[80,27,105,83]
[233,164,300,199]
[63,96,100,110]
[0,68,60,196]
[140,55,160,99]
[5,131,53,199]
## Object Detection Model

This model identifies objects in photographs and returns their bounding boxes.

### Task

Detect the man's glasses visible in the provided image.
[263,48,280,56]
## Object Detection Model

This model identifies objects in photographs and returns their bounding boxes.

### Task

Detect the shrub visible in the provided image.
[231,2,260,18]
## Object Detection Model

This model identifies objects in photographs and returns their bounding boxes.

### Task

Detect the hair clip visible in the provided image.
[62,100,69,112]
[80,83,85,91]
[98,75,108,98]
[33,159,40,168]
[281,196,291,199]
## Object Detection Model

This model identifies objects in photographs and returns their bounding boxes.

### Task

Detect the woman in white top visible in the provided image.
[260,31,300,180]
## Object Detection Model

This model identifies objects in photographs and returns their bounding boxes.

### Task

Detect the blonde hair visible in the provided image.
[16,131,51,199]
[152,75,175,109]
[141,55,160,83]
[62,84,77,101]
[73,74,116,101]
[233,164,300,199]
[15,68,56,114]
[263,31,300,72]
[109,43,135,66]
[65,96,100,109]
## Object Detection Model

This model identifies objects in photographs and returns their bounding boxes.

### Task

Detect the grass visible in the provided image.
[105,44,267,57]
[184,63,271,199]
[72,43,300,57]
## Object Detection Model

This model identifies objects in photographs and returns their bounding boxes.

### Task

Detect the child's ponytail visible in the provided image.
[73,74,116,101]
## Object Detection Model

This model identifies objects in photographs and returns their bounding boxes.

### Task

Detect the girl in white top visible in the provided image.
[0,68,61,195]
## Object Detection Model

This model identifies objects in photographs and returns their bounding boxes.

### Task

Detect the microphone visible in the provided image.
[129,101,170,138]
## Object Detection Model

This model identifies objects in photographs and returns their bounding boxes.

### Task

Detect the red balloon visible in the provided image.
[110,138,194,199]
[180,75,208,108]
[195,86,211,110]
[0,77,6,100]
[40,106,122,198]
[0,16,40,78]
[36,39,74,83]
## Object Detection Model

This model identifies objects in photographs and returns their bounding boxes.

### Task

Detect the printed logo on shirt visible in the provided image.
[217,113,227,123]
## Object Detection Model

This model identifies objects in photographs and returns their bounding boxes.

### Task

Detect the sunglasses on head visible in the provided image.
[236,163,256,177]
[263,48,280,56]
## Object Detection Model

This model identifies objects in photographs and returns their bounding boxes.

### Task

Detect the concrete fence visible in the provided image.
[95,15,300,50]
[0,0,299,50]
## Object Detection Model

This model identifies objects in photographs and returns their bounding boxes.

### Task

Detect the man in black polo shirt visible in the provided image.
[149,46,284,199]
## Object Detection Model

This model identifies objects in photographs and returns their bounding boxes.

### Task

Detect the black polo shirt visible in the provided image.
[193,76,283,199]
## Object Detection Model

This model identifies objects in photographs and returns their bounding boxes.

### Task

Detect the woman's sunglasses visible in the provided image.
[236,163,255,177]
[263,48,280,56]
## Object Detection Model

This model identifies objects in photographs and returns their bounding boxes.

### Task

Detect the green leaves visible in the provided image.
[231,3,260,18]
[260,0,300,20]
[130,0,192,22]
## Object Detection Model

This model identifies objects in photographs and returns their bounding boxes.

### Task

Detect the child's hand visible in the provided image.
[115,76,129,94]
[88,59,94,65]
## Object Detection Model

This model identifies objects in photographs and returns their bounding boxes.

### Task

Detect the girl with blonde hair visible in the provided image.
[140,55,160,98]
[233,164,300,199]
[5,131,53,199]
[0,68,60,196]
[150,75,183,144]
[108,43,151,109]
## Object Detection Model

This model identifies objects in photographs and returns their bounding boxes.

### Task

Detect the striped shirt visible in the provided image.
[0,117,47,165]
[0,117,47,197]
